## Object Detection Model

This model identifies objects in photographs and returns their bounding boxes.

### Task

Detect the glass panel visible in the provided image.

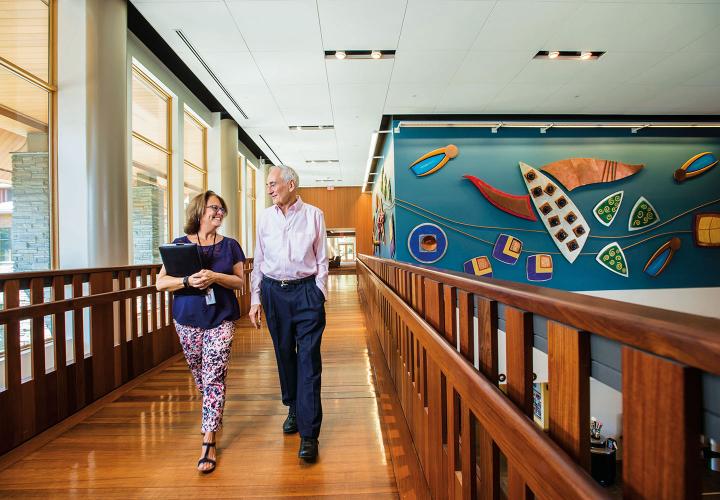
[43,285,53,372]
[20,318,31,381]
[0,0,50,83]
[183,112,205,168]
[64,283,74,364]
[82,282,90,358]
[0,66,51,273]
[132,138,169,264]
[131,70,168,148]
[184,162,204,192]
[184,185,202,211]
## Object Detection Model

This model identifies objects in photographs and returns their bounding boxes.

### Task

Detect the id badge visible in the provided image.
[205,288,216,305]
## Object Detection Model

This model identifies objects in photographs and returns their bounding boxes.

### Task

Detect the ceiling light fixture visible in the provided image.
[288,125,334,131]
[534,50,605,61]
[394,120,720,134]
[325,50,396,61]
[305,159,339,164]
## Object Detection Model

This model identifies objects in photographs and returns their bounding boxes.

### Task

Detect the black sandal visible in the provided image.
[197,442,217,474]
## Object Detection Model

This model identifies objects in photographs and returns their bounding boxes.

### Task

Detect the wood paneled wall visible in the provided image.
[297,187,372,256]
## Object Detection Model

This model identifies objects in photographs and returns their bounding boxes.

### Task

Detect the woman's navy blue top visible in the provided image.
[171,235,246,329]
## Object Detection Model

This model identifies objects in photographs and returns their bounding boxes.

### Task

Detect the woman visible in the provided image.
[156,191,245,473]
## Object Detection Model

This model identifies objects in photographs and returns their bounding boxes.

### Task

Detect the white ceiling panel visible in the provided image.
[512,59,586,85]
[472,1,578,53]
[252,51,327,85]
[398,0,495,51]
[435,83,504,113]
[630,85,720,115]
[391,51,466,85]
[224,84,283,126]
[579,84,662,114]
[569,51,670,85]
[546,3,720,53]
[201,51,265,86]
[326,59,394,85]
[628,52,719,87]
[385,84,446,110]
[269,84,332,110]
[134,2,248,51]
[484,83,563,113]
[681,25,720,53]
[685,62,720,87]
[281,106,334,126]
[452,51,531,85]
[226,0,322,52]
[330,84,388,113]
[317,0,407,50]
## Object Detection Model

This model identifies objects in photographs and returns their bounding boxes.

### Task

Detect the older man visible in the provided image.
[249,165,328,462]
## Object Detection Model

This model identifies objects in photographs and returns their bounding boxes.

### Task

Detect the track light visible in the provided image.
[580,51,592,60]
[335,51,346,60]
[371,50,382,60]
[548,51,560,60]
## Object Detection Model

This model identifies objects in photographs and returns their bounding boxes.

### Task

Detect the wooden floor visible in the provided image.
[0,275,417,498]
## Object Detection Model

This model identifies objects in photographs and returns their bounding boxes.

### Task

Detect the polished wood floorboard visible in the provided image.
[0,275,407,498]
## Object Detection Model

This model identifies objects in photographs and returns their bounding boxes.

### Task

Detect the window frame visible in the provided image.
[130,64,173,245]
[182,106,207,205]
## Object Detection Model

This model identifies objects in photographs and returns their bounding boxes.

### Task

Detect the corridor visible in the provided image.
[0,275,409,498]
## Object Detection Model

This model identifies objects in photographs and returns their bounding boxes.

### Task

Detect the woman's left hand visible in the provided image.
[196,269,217,289]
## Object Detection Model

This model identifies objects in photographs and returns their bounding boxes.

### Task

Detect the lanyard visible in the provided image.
[196,232,217,268]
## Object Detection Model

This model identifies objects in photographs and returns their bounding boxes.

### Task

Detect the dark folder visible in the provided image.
[159,243,203,277]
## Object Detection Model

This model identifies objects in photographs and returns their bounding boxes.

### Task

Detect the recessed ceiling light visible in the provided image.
[325,50,396,60]
[288,125,334,131]
[534,50,604,61]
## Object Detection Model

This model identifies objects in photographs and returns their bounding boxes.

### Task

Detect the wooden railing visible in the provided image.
[0,259,254,455]
[357,254,720,499]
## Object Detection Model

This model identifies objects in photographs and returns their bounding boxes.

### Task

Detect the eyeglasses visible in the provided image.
[206,205,227,215]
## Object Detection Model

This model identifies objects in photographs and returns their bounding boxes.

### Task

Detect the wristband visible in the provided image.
[183,276,190,288]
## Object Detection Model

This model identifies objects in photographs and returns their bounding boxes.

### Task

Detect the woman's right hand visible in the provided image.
[188,271,209,290]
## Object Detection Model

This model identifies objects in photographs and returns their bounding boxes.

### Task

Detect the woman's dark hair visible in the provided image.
[184,190,228,234]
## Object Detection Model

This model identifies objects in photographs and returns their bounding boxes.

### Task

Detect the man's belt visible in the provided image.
[263,275,316,288]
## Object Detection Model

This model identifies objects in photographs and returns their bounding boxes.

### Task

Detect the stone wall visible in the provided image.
[132,173,166,264]
[11,152,51,272]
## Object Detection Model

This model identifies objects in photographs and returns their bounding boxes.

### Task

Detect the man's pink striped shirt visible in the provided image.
[250,197,328,306]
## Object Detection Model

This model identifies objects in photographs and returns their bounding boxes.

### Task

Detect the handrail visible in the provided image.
[359,257,607,499]
[360,254,720,375]
[357,254,713,499]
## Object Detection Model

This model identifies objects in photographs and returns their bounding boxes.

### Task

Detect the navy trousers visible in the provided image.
[261,276,325,439]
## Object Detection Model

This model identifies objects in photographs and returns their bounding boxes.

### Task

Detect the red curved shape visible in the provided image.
[464,175,538,221]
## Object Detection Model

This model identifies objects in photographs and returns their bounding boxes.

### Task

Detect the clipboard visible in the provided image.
[159,243,203,277]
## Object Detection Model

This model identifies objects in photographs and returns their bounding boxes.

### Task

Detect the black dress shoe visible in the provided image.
[298,437,318,462]
[283,412,298,434]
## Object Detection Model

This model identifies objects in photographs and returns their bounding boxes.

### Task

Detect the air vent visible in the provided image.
[175,30,248,119]
[259,134,283,165]
[289,125,334,131]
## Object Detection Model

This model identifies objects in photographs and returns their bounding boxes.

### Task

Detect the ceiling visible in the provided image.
[131,0,720,187]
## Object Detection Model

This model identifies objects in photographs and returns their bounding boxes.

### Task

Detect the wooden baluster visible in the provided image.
[72,274,86,407]
[150,267,160,365]
[2,280,21,451]
[457,290,474,363]
[477,298,500,498]
[504,307,534,499]
[129,269,141,378]
[52,275,68,420]
[90,271,113,398]
[622,347,701,499]
[448,388,461,500]
[461,403,477,500]
[424,279,444,334]
[443,285,457,346]
[548,322,590,471]
[29,277,46,434]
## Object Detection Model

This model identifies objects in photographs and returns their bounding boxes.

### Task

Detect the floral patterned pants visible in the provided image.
[175,320,235,432]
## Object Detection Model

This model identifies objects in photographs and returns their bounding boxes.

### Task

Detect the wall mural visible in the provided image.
[393,128,720,290]
[371,138,396,259]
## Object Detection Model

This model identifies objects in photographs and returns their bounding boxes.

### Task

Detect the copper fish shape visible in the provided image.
[540,158,644,191]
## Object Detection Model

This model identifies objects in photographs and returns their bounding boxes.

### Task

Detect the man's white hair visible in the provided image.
[274,165,300,187]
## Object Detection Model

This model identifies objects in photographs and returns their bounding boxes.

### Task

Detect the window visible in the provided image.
[130,65,171,264]
[237,153,244,242]
[246,161,256,253]
[183,108,207,209]
[0,0,55,274]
